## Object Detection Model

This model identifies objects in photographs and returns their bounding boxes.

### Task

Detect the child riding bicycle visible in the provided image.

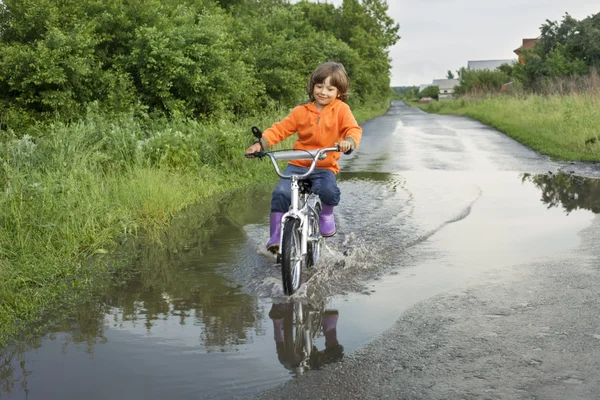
[245,62,362,254]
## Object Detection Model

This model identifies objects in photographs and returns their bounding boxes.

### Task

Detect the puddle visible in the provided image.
[1,171,599,400]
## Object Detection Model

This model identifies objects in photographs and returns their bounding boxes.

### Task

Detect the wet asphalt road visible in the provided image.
[252,101,600,399]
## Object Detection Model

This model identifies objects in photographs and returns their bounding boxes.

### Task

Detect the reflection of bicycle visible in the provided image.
[269,301,343,375]
[246,127,340,295]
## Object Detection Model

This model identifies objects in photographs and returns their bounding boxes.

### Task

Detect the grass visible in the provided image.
[413,93,600,161]
[0,100,390,347]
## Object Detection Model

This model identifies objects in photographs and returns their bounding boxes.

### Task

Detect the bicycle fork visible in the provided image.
[279,177,309,257]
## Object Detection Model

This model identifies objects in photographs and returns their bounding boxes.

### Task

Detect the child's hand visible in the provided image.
[337,140,353,153]
[245,142,262,157]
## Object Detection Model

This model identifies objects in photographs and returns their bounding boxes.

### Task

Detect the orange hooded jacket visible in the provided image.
[261,99,362,174]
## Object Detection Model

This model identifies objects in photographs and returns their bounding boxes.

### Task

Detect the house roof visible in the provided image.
[467,59,516,71]
[431,79,459,90]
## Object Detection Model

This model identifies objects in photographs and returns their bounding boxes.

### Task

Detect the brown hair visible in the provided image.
[307,62,350,102]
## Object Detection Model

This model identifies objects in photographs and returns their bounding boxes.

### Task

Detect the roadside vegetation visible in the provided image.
[412,11,600,161]
[0,0,399,346]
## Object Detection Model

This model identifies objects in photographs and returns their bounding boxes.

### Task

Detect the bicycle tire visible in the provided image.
[281,218,305,295]
[280,302,310,373]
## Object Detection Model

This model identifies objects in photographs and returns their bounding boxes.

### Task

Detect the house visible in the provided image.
[467,59,516,71]
[514,38,538,64]
[432,79,459,100]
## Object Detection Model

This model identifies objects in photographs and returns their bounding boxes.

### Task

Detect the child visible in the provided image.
[245,61,362,254]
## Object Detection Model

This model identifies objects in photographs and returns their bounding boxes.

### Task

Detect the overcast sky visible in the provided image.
[319,0,599,87]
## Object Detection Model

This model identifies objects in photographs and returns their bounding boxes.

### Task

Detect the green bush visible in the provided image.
[0,0,400,129]
[418,85,439,99]
[455,68,511,95]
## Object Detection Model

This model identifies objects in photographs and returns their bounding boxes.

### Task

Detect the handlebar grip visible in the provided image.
[251,126,263,139]
[336,143,354,155]
[245,151,265,158]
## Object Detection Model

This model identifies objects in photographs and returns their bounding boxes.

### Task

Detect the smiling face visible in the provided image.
[312,76,339,110]
[307,62,350,106]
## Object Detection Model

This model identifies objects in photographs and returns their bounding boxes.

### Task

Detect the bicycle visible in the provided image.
[245,126,340,295]
[269,300,343,375]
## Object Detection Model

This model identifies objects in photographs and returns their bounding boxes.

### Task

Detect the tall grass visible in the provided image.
[417,92,600,161]
[0,101,389,346]
[532,68,600,96]
[0,115,268,345]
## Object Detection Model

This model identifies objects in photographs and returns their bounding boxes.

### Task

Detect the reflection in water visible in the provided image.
[0,346,31,400]
[96,187,270,350]
[269,301,343,376]
[1,295,112,399]
[98,186,273,349]
[522,171,600,214]
[0,186,273,399]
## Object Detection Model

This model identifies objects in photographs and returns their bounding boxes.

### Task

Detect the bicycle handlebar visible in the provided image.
[246,146,340,180]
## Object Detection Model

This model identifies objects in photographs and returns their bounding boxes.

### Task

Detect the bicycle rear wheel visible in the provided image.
[281,218,306,295]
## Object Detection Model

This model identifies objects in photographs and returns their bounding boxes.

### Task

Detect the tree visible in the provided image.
[545,43,587,77]
[0,0,262,122]
[418,85,439,99]
[0,0,401,128]
[514,11,600,88]
[336,0,400,103]
[446,70,455,79]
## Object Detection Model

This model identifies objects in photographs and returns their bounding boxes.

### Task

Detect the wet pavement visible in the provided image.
[2,101,600,400]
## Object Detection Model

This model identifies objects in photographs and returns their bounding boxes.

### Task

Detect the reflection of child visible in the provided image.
[245,62,362,254]
[322,310,340,348]
[312,310,344,368]
[269,304,343,372]
[269,303,301,371]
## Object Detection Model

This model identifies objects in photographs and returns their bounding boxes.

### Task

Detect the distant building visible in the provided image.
[467,59,516,71]
[432,79,459,100]
[514,38,538,64]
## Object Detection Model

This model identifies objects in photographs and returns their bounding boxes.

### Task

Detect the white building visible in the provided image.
[467,59,516,71]
[432,79,459,100]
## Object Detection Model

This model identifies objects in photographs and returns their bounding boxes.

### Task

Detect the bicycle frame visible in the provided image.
[261,148,338,259]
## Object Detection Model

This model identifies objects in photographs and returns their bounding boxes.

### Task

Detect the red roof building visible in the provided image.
[514,38,538,64]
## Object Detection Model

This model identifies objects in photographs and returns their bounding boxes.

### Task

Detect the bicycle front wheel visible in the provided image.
[281,218,306,295]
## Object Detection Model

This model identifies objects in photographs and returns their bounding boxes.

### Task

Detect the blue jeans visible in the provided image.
[271,164,340,213]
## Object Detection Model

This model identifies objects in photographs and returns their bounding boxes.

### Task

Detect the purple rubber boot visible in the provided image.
[322,310,339,334]
[266,212,284,253]
[320,204,336,237]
